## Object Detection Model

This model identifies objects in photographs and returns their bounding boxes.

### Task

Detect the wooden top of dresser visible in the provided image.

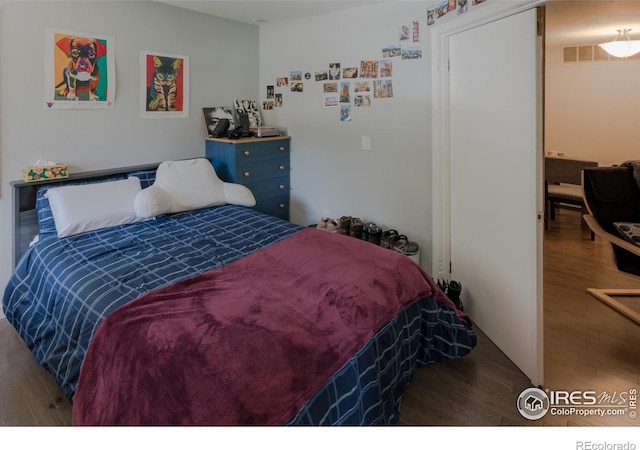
[206,136,291,144]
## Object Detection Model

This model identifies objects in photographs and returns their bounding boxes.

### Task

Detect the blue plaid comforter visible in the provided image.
[3,205,476,424]
[4,205,300,401]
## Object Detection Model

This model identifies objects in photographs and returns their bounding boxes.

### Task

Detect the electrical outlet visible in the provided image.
[361,136,371,151]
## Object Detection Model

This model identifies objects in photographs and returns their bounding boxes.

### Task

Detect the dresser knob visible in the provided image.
[243,171,251,177]
[278,165,285,170]
[278,184,285,189]
[244,150,251,156]
[279,146,285,151]
[279,203,285,209]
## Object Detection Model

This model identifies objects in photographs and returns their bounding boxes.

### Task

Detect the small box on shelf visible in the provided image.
[22,163,69,182]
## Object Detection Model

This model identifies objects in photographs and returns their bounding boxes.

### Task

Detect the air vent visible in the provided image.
[563,44,640,63]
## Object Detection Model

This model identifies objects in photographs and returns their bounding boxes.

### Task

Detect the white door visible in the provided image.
[448,8,544,386]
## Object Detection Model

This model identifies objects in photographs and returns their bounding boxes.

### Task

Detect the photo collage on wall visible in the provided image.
[263,19,420,123]
[427,0,486,25]
[262,0,488,122]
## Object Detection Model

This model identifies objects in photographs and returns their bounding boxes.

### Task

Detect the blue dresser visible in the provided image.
[205,136,290,220]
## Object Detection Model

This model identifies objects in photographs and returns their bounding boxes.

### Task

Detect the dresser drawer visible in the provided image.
[235,159,289,184]
[205,136,291,221]
[245,178,289,201]
[235,140,289,164]
[255,195,289,220]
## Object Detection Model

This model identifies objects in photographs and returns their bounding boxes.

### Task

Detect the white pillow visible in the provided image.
[223,182,256,207]
[134,158,255,218]
[134,184,173,219]
[46,177,143,238]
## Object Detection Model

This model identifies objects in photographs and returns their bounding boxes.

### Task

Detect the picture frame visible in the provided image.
[234,99,262,127]
[140,51,189,119]
[44,28,115,109]
[202,107,235,137]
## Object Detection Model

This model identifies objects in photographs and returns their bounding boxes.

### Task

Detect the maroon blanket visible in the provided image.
[72,228,469,425]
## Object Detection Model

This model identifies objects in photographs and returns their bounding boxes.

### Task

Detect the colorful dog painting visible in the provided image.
[55,36,106,101]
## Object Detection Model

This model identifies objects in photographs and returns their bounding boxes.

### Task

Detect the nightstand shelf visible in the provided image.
[205,136,291,221]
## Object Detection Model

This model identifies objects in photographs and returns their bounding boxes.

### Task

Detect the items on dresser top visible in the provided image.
[206,136,290,220]
[250,126,287,138]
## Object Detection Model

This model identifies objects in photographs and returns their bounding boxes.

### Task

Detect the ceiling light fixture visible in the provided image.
[598,29,640,58]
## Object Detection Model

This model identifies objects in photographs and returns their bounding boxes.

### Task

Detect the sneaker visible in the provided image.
[316,217,331,231]
[366,223,382,245]
[349,217,364,238]
[391,235,419,256]
[361,222,370,241]
[380,229,400,249]
[338,216,351,235]
[325,218,339,233]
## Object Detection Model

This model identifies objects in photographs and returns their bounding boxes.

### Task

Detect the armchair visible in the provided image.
[545,156,598,238]
[582,165,640,325]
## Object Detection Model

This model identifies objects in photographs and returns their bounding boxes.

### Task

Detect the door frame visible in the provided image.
[429,0,546,386]
[430,0,544,281]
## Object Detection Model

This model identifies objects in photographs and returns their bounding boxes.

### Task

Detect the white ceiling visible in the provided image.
[156,1,380,26]
[157,1,640,45]
[546,1,640,46]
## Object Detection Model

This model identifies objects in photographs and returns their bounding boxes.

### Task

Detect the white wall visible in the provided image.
[259,2,433,271]
[0,1,260,314]
[545,44,640,166]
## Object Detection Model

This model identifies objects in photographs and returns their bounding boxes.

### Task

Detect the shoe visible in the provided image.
[361,222,370,241]
[316,217,331,231]
[447,280,463,311]
[338,216,351,235]
[391,235,419,256]
[325,218,339,233]
[437,279,448,294]
[367,223,382,245]
[349,217,364,238]
[380,229,400,249]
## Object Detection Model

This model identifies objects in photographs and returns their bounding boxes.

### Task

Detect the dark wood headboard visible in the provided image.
[10,162,161,268]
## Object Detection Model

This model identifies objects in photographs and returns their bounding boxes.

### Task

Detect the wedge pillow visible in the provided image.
[134,158,255,218]
[46,177,143,238]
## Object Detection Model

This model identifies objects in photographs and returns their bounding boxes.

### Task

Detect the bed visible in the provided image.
[3,158,477,425]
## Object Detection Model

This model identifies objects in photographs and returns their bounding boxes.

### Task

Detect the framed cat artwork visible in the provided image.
[139,51,189,118]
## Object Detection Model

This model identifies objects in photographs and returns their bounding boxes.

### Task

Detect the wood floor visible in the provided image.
[1,207,639,426]
[400,208,640,426]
